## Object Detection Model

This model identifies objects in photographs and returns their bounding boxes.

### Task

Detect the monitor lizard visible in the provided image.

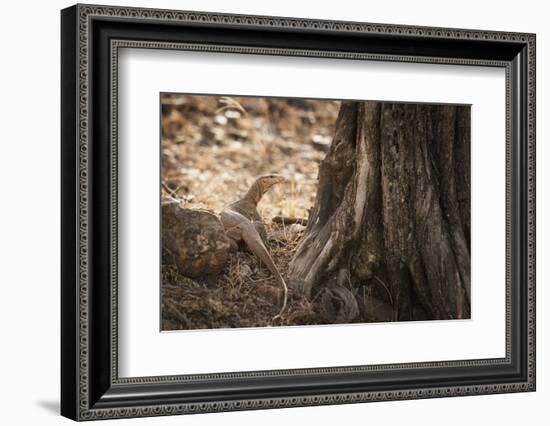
[220,174,289,320]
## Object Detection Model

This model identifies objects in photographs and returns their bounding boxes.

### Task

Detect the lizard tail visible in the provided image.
[241,224,288,320]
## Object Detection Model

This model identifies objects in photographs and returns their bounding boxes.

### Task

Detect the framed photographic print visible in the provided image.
[61,3,536,421]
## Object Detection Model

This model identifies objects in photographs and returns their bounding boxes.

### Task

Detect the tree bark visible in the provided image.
[288,101,470,323]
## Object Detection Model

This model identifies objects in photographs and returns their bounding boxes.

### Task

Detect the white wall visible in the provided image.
[0,0,546,424]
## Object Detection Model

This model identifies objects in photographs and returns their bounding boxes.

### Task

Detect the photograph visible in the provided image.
[160,94,471,331]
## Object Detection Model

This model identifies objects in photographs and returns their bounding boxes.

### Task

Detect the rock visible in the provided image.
[236,263,253,277]
[311,134,332,152]
[162,202,233,278]
[319,285,359,324]
[288,223,306,236]
[256,285,283,306]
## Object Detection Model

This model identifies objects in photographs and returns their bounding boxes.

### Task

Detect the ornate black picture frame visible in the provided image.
[61,4,536,421]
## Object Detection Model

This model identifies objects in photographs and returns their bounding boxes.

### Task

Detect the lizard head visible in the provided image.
[256,174,289,194]
[244,174,289,205]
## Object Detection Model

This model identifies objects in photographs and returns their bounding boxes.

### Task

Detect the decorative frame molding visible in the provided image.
[61,3,536,421]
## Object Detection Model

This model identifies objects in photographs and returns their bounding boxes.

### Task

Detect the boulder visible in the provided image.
[162,202,233,278]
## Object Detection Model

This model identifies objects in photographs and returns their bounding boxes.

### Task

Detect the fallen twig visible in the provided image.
[161,182,182,201]
[272,215,308,226]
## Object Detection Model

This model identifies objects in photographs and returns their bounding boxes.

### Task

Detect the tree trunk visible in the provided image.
[288,101,470,323]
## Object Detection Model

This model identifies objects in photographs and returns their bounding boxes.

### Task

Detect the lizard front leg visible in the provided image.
[221,209,288,320]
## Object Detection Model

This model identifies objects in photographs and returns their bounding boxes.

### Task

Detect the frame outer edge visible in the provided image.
[527,33,536,390]
[76,2,90,420]
[67,4,536,420]
[61,4,80,422]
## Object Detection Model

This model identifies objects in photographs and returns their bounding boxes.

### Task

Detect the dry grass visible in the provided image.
[160,94,339,330]
[162,222,322,330]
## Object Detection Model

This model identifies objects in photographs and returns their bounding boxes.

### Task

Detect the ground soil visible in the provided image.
[160,94,340,330]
